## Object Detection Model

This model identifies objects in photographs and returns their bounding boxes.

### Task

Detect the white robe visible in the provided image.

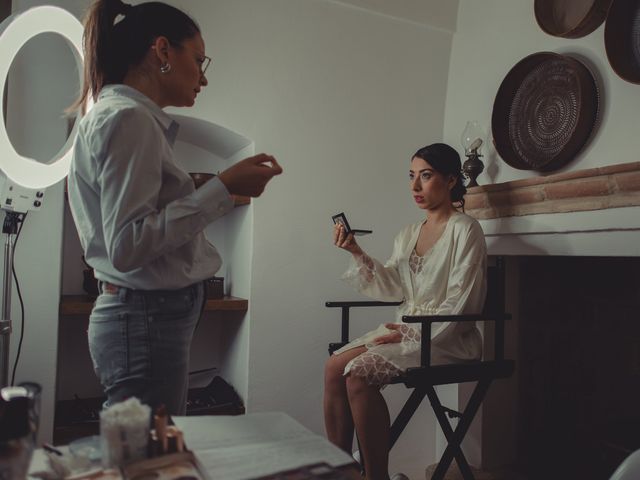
[334,212,487,375]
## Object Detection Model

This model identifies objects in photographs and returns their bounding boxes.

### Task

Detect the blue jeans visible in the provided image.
[88,282,204,415]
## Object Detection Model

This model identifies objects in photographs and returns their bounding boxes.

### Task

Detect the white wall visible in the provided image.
[444,2,640,470]
[165,0,455,476]
[444,0,640,180]
[331,0,459,31]
[444,0,640,256]
[4,0,457,475]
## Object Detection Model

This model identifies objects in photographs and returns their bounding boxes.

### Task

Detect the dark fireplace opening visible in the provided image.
[516,256,640,480]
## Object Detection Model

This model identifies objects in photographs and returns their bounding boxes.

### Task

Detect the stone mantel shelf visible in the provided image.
[465,161,640,220]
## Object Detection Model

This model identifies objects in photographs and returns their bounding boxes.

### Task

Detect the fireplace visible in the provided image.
[461,162,640,479]
[514,255,640,479]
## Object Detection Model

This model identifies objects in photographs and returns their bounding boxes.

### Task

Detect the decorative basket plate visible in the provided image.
[534,0,613,38]
[491,52,599,172]
[605,0,640,84]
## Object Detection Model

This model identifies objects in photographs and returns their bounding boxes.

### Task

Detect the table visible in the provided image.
[171,412,360,479]
[29,412,362,479]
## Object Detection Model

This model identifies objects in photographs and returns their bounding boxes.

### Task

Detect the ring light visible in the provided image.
[0,6,84,189]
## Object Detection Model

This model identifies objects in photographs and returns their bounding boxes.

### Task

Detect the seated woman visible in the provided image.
[323,143,487,480]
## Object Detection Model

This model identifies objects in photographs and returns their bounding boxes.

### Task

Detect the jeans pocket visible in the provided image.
[88,312,128,389]
[93,291,127,316]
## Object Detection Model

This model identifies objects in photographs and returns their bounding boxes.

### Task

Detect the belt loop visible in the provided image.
[118,285,129,302]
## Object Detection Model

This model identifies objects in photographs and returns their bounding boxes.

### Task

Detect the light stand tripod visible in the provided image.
[1,211,23,388]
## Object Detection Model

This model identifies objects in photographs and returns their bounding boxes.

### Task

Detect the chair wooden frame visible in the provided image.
[326,257,514,480]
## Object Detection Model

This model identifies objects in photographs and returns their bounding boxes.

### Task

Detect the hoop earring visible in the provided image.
[160,62,171,74]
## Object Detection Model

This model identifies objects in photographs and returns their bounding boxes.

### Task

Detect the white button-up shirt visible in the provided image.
[68,84,234,290]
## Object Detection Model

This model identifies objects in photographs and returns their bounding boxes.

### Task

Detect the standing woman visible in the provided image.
[324,143,486,480]
[67,0,282,414]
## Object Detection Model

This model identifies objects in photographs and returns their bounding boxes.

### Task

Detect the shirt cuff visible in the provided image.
[192,176,235,222]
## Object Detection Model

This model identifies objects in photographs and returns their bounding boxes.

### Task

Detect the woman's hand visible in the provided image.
[371,323,404,345]
[333,223,363,256]
[218,153,283,197]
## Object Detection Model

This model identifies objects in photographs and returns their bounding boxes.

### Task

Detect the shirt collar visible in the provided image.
[98,84,180,144]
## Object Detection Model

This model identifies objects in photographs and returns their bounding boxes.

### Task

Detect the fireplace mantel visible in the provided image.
[465,162,640,220]
[465,162,640,257]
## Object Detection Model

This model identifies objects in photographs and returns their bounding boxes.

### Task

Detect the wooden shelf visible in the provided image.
[204,296,248,311]
[60,295,248,316]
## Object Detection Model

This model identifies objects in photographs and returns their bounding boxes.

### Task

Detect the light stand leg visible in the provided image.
[1,211,20,388]
[1,229,14,388]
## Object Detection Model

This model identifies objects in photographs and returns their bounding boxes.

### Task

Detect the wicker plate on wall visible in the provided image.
[605,0,640,84]
[492,52,599,172]
[535,0,613,38]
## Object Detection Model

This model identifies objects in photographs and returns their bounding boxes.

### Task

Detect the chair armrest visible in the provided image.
[401,312,512,367]
[401,313,511,324]
[325,301,402,345]
[326,301,402,308]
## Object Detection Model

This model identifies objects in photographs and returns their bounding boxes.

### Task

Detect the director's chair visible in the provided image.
[326,257,514,480]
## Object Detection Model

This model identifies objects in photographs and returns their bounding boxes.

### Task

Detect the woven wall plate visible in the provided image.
[492,52,599,172]
[535,0,613,38]
[605,0,640,84]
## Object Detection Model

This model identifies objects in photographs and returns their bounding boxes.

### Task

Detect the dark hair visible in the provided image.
[70,0,200,111]
[412,143,467,210]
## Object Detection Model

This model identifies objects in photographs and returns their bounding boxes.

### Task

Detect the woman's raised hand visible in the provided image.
[333,223,363,256]
[217,153,283,197]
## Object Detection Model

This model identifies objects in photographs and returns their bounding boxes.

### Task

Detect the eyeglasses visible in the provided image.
[151,44,212,75]
[199,54,212,75]
[182,45,211,75]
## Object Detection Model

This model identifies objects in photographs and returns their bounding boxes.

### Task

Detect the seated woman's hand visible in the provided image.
[333,223,363,256]
[371,323,404,345]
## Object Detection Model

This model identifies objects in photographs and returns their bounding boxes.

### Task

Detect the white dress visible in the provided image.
[334,212,487,385]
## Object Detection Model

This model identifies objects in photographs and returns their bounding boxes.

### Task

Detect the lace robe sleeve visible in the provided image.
[341,231,405,302]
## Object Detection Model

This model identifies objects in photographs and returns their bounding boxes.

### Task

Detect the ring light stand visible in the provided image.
[0,6,84,387]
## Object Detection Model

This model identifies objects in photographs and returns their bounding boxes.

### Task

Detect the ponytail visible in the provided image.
[69,0,199,112]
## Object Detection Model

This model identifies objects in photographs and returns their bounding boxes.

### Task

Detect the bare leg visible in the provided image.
[347,374,391,480]
[323,347,367,452]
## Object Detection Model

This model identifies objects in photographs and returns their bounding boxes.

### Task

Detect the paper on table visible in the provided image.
[173,412,355,480]
[172,412,312,451]
[193,436,353,480]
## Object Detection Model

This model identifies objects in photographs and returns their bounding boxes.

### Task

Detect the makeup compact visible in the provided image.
[331,212,372,236]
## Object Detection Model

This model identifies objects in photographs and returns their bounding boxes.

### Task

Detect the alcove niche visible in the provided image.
[57,115,255,422]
